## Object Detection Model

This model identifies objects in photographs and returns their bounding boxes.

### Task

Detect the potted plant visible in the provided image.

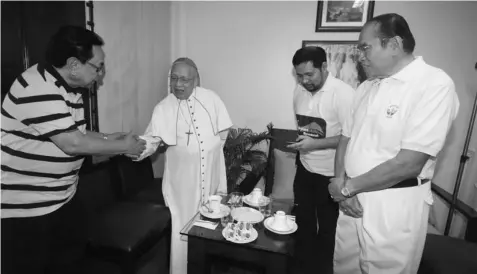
[223,127,272,194]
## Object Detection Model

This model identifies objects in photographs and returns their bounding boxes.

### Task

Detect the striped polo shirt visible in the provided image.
[1,63,86,218]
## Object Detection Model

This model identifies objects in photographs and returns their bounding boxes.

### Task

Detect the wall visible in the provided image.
[172,1,477,236]
[93,1,477,236]
[172,1,358,132]
[94,1,171,176]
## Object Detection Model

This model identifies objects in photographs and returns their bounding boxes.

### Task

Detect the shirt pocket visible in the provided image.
[373,103,405,148]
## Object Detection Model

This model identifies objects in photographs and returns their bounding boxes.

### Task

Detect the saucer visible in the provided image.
[199,204,230,219]
[231,207,264,224]
[264,216,298,235]
[222,226,258,244]
[243,195,270,207]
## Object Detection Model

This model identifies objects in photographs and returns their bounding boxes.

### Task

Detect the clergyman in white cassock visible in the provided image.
[134,58,233,274]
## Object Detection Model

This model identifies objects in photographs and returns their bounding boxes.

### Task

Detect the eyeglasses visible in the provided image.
[86,62,105,75]
[357,38,391,54]
[357,44,372,53]
[170,75,193,85]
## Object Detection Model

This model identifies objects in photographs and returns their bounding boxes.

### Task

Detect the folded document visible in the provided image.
[193,220,219,230]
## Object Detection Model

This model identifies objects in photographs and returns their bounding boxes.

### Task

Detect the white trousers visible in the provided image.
[334,182,433,274]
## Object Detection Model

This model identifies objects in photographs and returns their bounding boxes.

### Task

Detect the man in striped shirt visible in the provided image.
[1,26,146,274]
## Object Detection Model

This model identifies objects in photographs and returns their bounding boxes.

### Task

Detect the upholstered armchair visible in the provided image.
[76,156,171,274]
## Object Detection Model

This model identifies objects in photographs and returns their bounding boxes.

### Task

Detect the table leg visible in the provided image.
[265,255,288,274]
[187,237,208,274]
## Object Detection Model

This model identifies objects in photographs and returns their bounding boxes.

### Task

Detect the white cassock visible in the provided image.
[137,86,233,274]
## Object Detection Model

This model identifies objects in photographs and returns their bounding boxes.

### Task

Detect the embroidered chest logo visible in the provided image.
[386,105,399,118]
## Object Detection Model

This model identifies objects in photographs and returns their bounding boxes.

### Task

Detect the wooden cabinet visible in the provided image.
[1,1,86,99]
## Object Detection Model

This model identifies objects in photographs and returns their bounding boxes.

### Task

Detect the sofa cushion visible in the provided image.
[129,178,165,206]
[88,202,170,254]
[77,160,121,215]
[271,149,296,199]
[110,156,156,198]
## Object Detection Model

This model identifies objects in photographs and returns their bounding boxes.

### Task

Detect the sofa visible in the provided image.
[75,156,171,274]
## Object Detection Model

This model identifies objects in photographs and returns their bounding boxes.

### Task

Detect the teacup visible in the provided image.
[250,188,263,203]
[271,211,290,231]
[208,195,222,213]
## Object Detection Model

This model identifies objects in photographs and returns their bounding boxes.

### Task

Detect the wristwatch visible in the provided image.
[340,187,352,198]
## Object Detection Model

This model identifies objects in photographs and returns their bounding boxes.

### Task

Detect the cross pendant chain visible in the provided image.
[185,128,193,146]
[178,99,196,146]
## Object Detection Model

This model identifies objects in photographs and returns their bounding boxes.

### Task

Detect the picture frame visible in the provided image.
[315,0,375,32]
[302,40,367,89]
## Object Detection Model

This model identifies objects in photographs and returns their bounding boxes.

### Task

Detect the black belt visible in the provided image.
[391,178,430,189]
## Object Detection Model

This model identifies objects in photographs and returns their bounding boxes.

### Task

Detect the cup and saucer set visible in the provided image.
[199,194,231,219]
[264,211,298,235]
[199,189,297,244]
[243,188,270,208]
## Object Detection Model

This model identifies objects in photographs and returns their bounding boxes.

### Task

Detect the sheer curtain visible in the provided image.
[93,1,172,175]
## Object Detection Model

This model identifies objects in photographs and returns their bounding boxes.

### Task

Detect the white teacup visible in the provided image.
[250,188,263,203]
[208,195,222,213]
[271,211,290,231]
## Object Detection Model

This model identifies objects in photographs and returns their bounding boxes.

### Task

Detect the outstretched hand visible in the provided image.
[107,132,129,140]
[124,153,140,160]
[123,132,146,157]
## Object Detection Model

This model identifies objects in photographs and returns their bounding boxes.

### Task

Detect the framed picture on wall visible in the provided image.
[302,40,367,89]
[315,0,375,32]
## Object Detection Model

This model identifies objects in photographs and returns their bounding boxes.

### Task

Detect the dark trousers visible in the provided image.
[293,160,339,274]
[1,194,87,274]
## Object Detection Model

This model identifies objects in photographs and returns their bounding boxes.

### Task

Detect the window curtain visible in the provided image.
[93,1,171,175]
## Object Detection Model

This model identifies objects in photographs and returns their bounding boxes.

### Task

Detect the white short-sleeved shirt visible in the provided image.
[344,57,460,179]
[294,74,355,176]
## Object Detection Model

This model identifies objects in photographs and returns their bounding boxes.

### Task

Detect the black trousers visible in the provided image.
[1,194,87,274]
[293,159,339,274]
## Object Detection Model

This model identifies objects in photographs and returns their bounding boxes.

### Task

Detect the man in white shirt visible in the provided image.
[131,58,232,274]
[288,46,355,274]
[329,13,460,274]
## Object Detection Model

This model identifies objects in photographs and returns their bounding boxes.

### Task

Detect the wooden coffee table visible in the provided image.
[181,199,295,274]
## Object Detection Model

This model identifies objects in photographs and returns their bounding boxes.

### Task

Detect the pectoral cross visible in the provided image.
[185,128,193,146]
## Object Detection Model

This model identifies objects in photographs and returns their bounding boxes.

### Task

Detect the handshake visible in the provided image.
[108,131,146,159]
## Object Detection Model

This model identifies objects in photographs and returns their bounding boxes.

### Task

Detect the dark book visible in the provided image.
[271,129,299,154]
[295,114,326,139]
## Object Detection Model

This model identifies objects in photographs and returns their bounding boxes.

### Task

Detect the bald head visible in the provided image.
[170,57,200,100]
[171,58,199,81]
[357,13,416,79]
[173,57,198,71]
[364,13,415,53]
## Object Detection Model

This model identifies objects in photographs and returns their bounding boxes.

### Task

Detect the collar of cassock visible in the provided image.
[174,87,217,136]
